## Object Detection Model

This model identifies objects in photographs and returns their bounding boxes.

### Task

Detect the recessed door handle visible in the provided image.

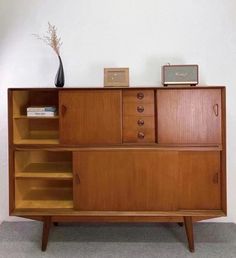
[75,171,80,184]
[213,172,219,184]
[213,104,219,117]
[61,105,67,117]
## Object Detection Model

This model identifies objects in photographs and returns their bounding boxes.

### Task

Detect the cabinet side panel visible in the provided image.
[8,90,15,214]
[9,149,15,214]
[221,88,227,214]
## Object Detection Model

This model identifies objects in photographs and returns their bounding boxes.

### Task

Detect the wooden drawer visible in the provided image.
[123,128,155,143]
[123,116,155,129]
[123,90,154,103]
[123,115,155,143]
[123,103,154,116]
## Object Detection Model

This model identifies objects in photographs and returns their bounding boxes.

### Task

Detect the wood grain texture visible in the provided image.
[157,89,222,144]
[14,118,59,144]
[184,216,195,252]
[14,145,223,152]
[122,90,154,103]
[8,86,225,91]
[73,150,179,211]
[15,179,73,209]
[122,89,155,143]
[13,115,59,119]
[178,151,221,210]
[12,210,225,217]
[59,90,122,145]
[123,103,154,116]
[14,214,224,223]
[42,216,51,251]
[8,90,15,214]
[28,91,58,111]
[8,88,226,226]
[123,116,155,143]
[15,151,71,177]
[9,148,15,214]
[8,87,226,253]
[12,90,59,145]
[221,88,227,214]
[14,150,72,180]
[12,90,29,116]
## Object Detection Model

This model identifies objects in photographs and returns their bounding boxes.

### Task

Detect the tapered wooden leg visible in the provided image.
[184,216,195,252]
[42,216,51,252]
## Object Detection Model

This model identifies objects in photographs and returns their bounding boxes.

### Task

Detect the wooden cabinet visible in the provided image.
[157,89,222,144]
[14,150,73,209]
[73,150,179,211]
[12,90,59,144]
[178,151,221,210]
[59,90,122,145]
[8,86,226,252]
[122,90,155,143]
[73,150,221,212]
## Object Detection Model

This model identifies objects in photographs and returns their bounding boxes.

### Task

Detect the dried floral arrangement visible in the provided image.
[33,22,63,56]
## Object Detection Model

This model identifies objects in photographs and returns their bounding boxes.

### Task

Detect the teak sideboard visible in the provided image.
[8,86,226,252]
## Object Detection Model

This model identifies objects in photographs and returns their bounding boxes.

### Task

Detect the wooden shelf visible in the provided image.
[15,172,72,180]
[15,162,72,180]
[12,209,226,217]
[13,115,59,144]
[14,130,59,144]
[22,162,72,173]
[14,115,59,119]
[16,200,73,209]
[15,187,73,209]
[14,139,59,145]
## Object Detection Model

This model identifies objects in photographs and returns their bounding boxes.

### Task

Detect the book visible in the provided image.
[27,106,57,112]
[27,111,56,117]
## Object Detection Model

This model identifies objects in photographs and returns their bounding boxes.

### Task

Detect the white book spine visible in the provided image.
[27,107,56,112]
[27,111,56,117]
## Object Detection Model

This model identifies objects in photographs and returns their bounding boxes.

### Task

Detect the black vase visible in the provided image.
[55,55,64,87]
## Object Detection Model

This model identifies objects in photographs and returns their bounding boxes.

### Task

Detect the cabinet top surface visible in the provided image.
[8,86,225,91]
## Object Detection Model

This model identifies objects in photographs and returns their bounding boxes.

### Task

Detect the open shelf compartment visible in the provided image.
[15,150,72,179]
[12,90,59,144]
[15,179,73,209]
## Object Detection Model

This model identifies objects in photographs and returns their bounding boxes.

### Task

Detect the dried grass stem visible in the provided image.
[33,22,62,56]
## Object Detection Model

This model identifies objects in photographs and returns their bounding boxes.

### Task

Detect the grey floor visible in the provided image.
[0,222,236,258]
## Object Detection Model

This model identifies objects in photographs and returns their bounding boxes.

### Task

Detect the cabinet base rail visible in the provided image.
[41,216,195,252]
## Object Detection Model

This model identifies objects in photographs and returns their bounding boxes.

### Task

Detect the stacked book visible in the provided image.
[27,106,57,117]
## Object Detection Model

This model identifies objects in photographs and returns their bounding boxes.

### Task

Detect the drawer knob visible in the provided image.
[138,132,145,139]
[137,119,145,126]
[137,92,144,100]
[137,106,144,113]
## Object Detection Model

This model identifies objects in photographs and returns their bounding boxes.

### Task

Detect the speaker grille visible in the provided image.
[163,65,198,85]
